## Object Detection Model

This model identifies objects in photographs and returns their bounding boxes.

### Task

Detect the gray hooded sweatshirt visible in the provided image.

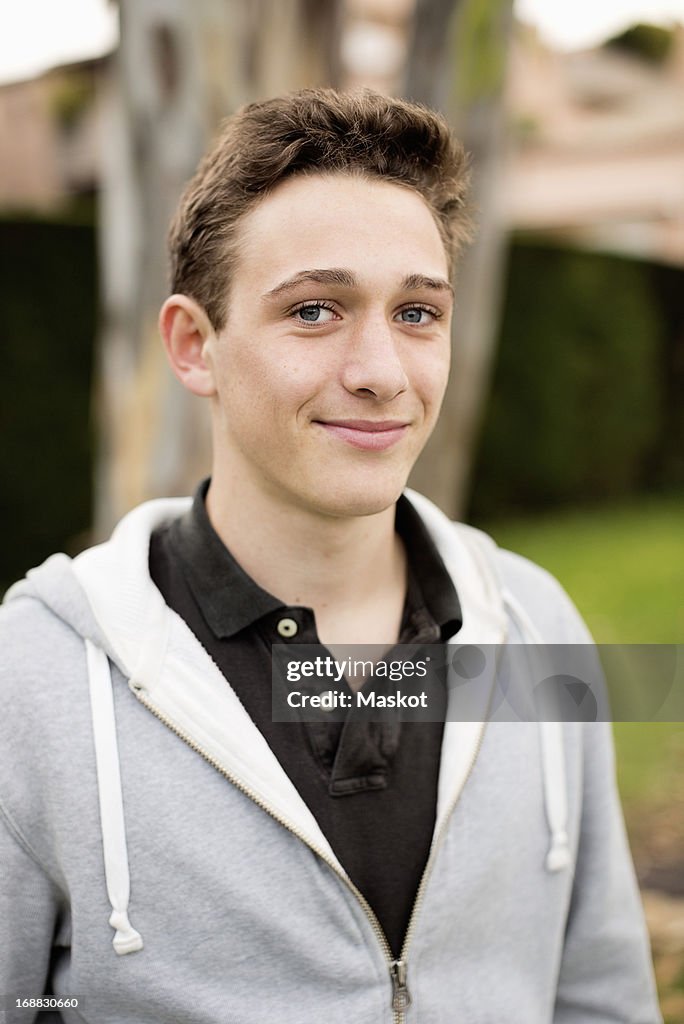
[0,490,661,1024]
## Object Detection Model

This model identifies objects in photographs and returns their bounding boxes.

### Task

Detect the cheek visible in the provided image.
[269,343,339,401]
[412,348,451,405]
[216,346,323,426]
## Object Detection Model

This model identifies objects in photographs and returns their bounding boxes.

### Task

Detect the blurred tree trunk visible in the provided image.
[95,0,342,535]
[404,0,514,519]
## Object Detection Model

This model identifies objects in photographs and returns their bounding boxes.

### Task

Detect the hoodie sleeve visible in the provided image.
[552,719,662,1024]
[0,592,79,1022]
[0,808,62,1022]
[494,549,662,1021]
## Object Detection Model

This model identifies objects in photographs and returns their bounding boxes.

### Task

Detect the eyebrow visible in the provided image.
[263,268,356,300]
[401,273,453,296]
[262,268,453,300]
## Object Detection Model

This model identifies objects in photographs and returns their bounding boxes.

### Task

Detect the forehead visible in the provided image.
[230,172,449,294]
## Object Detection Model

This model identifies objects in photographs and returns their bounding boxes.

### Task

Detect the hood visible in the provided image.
[3,490,571,956]
[7,491,511,667]
[6,497,192,679]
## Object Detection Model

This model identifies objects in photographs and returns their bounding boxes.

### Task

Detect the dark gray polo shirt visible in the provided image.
[149,479,461,957]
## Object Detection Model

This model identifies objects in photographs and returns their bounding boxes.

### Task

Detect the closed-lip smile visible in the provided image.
[314,418,410,451]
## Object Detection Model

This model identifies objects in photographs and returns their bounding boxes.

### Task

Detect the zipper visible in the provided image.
[393,719,488,1023]
[390,644,501,1022]
[131,680,487,1023]
[390,959,411,1018]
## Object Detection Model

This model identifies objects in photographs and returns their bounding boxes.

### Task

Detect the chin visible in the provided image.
[304,473,408,519]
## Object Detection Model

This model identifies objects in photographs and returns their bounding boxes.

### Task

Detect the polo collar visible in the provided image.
[168,479,462,642]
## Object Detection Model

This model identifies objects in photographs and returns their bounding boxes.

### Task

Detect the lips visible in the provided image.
[314,418,410,452]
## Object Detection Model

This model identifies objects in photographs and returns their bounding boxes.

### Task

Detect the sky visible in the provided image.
[517,0,684,49]
[0,0,118,85]
[1,0,684,86]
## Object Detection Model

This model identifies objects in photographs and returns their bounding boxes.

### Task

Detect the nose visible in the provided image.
[341,313,409,402]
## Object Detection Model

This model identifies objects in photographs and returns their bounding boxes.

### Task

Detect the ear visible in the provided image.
[159,294,217,397]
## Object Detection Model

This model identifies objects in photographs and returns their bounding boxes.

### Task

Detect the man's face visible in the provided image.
[203,172,453,518]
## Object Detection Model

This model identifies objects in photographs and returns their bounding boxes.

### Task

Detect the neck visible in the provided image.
[206,465,405,610]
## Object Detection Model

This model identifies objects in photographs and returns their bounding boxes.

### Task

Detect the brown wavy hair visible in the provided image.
[168,88,471,330]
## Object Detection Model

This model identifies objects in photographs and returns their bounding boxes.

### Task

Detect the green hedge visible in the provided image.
[0,218,96,592]
[650,262,684,490]
[605,23,674,65]
[469,241,666,519]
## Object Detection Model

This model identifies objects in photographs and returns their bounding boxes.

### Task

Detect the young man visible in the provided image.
[0,89,661,1022]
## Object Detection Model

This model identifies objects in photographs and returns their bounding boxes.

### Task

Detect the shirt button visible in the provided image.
[276,617,298,638]
[319,691,338,712]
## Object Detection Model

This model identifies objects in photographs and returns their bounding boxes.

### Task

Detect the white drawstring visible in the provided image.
[502,589,571,873]
[86,639,144,954]
[538,719,571,871]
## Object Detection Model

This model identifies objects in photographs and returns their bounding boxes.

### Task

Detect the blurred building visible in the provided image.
[1,16,683,268]
[0,58,105,213]
[506,23,684,268]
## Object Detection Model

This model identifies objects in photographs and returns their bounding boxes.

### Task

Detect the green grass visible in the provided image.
[477,492,684,807]
[610,722,684,804]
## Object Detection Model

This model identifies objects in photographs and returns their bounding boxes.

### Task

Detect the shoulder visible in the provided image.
[0,590,97,860]
[0,591,90,769]
[0,590,88,684]
[478,526,594,645]
[450,519,594,645]
[403,491,593,644]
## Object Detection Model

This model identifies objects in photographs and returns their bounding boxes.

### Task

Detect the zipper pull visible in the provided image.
[390,959,412,1013]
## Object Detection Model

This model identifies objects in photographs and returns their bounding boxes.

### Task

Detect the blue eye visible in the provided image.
[292,303,337,324]
[398,307,436,324]
[299,306,322,321]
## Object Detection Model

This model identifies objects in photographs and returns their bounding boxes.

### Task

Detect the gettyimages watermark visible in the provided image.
[271,643,684,723]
